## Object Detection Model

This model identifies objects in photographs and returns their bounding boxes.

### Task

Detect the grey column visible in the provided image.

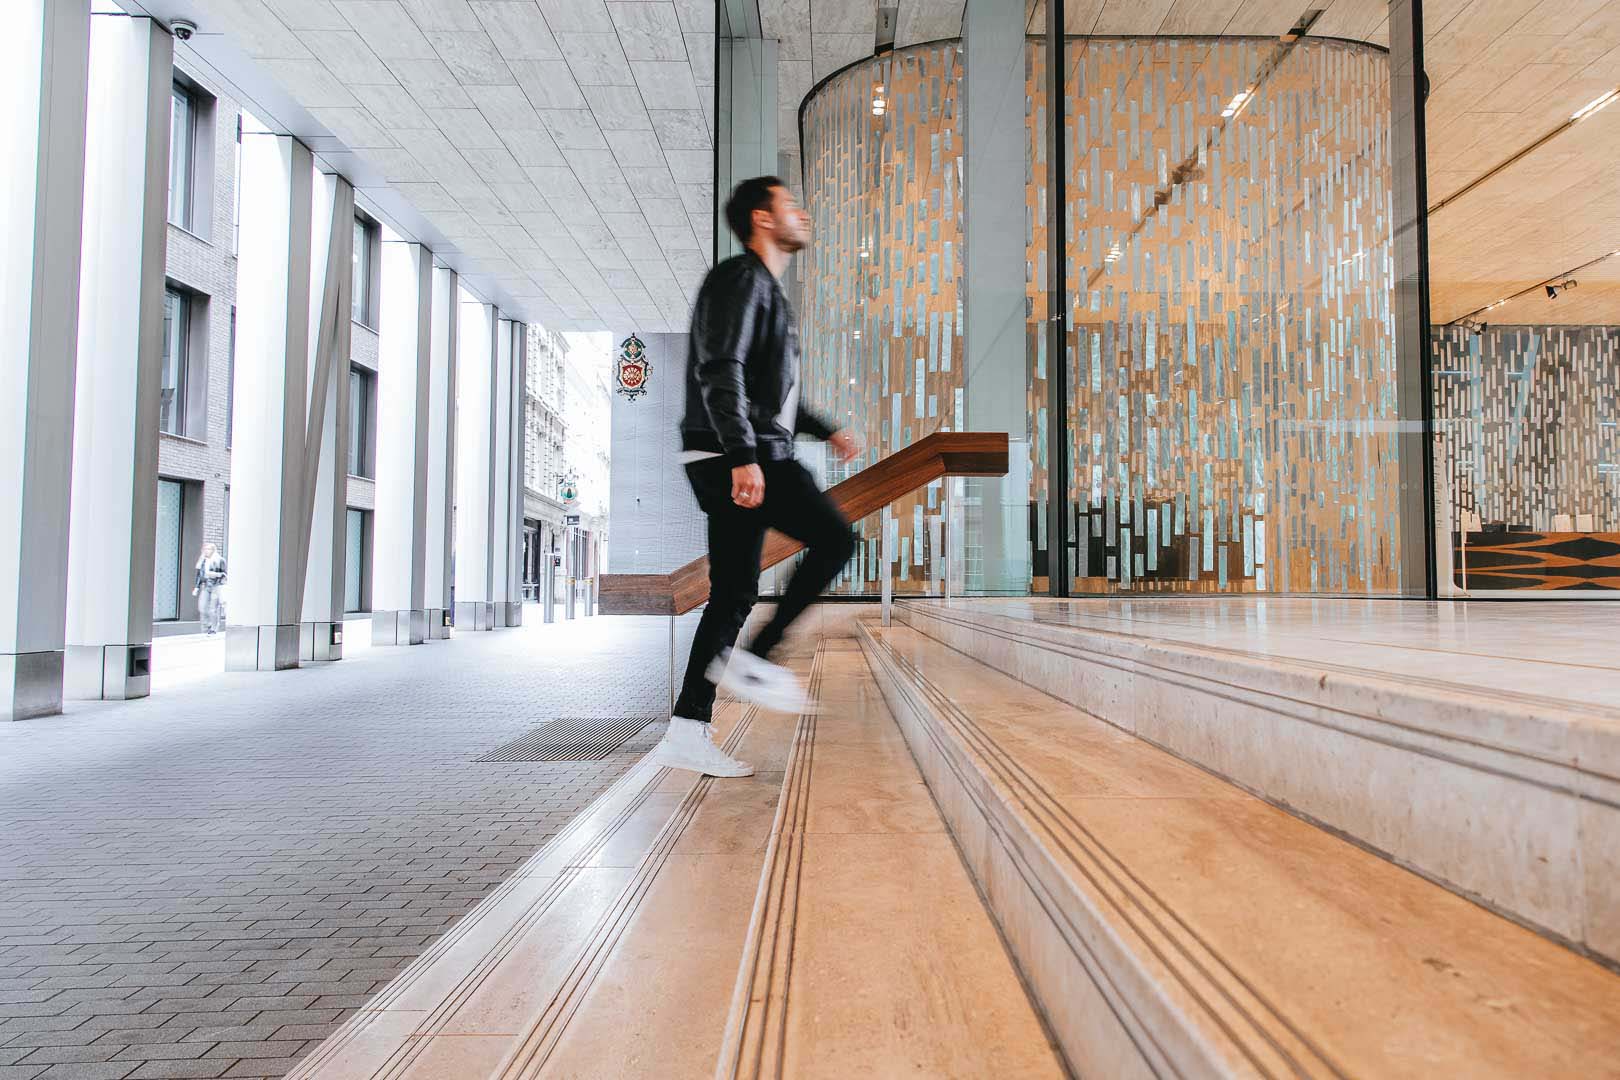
[962,0,1032,596]
[298,171,355,663]
[499,322,526,627]
[1389,0,1438,597]
[424,267,458,638]
[64,12,171,701]
[0,0,90,720]
[372,240,434,645]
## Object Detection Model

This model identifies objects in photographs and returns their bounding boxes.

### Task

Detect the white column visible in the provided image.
[297,171,354,662]
[454,296,497,630]
[424,267,458,638]
[64,13,171,701]
[372,238,433,645]
[0,0,90,720]
[497,320,525,627]
[225,132,314,671]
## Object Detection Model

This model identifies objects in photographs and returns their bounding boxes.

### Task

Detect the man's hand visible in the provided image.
[731,464,765,508]
[828,429,862,463]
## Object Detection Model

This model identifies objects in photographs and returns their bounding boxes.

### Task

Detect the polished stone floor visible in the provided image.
[0,612,695,1080]
[964,597,1620,714]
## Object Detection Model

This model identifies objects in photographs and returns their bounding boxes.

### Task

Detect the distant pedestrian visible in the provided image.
[193,543,227,635]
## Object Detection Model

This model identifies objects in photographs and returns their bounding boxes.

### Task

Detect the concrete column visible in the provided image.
[454,296,498,630]
[0,0,90,720]
[424,267,457,638]
[499,321,526,627]
[297,171,355,662]
[372,238,433,645]
[226,132,312,670]
[64,13,170,702]
[962,0,1033,596]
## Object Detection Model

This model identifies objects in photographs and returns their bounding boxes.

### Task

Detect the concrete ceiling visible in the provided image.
[139,0,1614,333]
[168,0,717,333]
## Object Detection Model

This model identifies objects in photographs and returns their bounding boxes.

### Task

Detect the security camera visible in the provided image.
[171,19,197,41]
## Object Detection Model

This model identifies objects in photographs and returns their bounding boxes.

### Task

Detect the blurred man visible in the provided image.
[652,177,859,778]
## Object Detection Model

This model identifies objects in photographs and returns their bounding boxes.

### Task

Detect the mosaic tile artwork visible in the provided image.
[800,36,1406,596]
[1433,323,1620,590]
[1030,37,1404,594]
[800,42,966,596]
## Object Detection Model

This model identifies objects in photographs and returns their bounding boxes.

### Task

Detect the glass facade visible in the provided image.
[160,287,190,437]
[167,83,195,230]
[1425,20,1620,593]
[153,479,183,621]
[352,216,376,327]
[793,17,1432,598]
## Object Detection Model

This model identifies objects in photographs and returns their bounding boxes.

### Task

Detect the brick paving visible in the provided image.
[0,614,695,1079]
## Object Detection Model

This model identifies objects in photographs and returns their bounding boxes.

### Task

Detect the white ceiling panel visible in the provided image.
[608,2,688,61]
[558,32,636,85]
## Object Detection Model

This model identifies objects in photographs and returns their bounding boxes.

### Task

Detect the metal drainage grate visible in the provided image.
[477,717,662,762]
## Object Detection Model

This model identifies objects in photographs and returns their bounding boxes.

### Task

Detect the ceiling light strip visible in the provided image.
[1429,85,1619,217]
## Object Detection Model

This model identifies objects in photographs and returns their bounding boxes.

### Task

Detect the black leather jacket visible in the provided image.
[681,251,835,468]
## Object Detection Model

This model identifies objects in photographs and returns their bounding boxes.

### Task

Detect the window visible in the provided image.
[344,508,371,613]
[225,308,236,448]
[232,114,242,254]
[348,366,375,478]
[153,480,184,621]
[352,216,377,327]
[168,83,197,229]
[161,288,192,436]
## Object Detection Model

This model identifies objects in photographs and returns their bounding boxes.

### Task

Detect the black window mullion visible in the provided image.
[1043,0,1069,597]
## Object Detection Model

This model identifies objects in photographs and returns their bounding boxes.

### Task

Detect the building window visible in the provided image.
[168,82,197,230]
[225,307,236,448]
[161,287,193,436]
[345,508,371,613]
[153,479,184,621]
[348,366,375,478]
[352,216,377,327]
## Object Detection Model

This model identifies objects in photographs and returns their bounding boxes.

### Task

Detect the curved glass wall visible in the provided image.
[798,33,1409,596]
[800,42,966,597]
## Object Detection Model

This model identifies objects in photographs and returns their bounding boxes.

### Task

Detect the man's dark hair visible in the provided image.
[724,176,785,244]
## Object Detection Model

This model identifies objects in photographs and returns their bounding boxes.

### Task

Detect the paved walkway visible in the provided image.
[0,613,693,1080]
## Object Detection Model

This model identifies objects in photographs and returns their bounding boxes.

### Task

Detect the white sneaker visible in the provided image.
[651,717,755,778]
[706,649,815,714]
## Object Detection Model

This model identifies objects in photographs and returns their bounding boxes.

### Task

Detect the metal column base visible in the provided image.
[370,609,427,646]
[299,621,345,662]
[498,601,523,627]
[1,650,64,720]
[454,601,497,631]
[64,643,151,701]
[426,608,452,639]
[225,624,300,671]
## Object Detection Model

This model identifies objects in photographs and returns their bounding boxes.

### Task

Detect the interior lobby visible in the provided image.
[3,0,1619,1077]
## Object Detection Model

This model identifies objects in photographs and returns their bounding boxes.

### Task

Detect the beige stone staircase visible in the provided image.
[292,602,1620,1079]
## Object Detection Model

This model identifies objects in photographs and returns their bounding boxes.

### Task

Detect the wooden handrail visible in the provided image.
[599,431,1010,615]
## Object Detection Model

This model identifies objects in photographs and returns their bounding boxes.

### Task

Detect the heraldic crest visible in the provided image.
[615,333,651,401]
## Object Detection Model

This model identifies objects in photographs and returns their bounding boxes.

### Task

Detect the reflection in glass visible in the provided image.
[161,288,189,437]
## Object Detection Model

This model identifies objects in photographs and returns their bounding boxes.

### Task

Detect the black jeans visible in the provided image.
[672,457,857,722]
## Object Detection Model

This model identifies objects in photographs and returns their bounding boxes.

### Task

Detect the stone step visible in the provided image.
[896,597,1620,966]
[860,618,1620,1078]
[716,640,1066,1079]
[291,636,1063,1078]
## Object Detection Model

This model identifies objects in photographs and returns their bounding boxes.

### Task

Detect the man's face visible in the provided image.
[758,185,810,253]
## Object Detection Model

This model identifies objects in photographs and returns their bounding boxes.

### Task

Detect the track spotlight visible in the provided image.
[1546,279,1578,299]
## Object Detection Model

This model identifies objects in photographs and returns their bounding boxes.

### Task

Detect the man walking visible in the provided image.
[653,176,859,778]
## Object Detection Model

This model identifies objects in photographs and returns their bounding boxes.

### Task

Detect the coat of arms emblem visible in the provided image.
[615,334,651,400]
